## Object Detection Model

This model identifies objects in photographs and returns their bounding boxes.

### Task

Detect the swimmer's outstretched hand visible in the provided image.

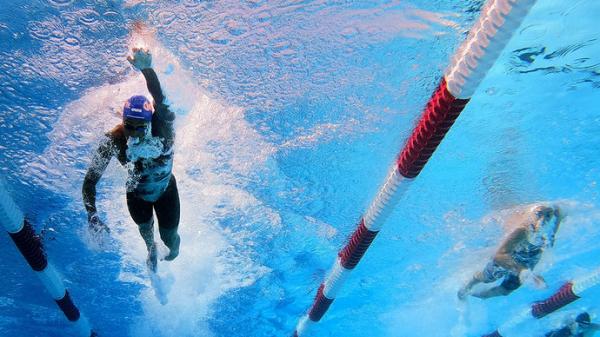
[127,47,152,70]
[553,205,565,223]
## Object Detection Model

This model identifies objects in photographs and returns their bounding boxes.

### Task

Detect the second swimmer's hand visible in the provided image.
[127,47,152,70]
[553,205,566,223]
[519,270,547,289]
[88,213,110,235]
[531,274,547,289]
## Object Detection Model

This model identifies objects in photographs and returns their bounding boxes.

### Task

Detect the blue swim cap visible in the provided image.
[123,95,153,122]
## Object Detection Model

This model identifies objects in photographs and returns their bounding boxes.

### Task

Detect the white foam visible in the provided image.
[25,76,142,195]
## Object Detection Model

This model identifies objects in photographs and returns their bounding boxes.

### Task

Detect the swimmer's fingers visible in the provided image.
[555,207,566,223]
[127,48,152,70]
[89,224,110,236]
[532,274,547,289]
[131,47,150,56]
[88,214,110,235]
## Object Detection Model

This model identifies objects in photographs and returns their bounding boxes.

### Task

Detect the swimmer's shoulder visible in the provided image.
[105,124,127,150]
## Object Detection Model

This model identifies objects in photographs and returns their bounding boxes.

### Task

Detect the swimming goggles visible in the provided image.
[124,122,148,133]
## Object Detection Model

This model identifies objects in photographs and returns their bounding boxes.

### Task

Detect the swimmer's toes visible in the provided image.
[457,287,469,300]
[164,235,180,261]
[164,250,178,261]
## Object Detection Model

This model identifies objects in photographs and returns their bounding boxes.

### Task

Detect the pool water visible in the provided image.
[1,1,599,336]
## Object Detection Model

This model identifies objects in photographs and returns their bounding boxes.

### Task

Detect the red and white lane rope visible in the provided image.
[293,0,538,335]
[482,268,600,337]
[0,182,96,337]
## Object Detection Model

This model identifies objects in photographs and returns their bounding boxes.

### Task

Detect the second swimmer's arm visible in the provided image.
[493,227,528,272]
[586,323,600,330]
[547,206,564,247]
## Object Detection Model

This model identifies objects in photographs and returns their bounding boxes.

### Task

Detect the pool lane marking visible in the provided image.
[0,182,97,337]
[294,0,540,335]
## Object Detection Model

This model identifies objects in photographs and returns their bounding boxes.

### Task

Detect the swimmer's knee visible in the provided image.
[499,286,515,296]
[474,271,495,284]
[137,218,154,229]
[159,226,176,235]
[500,276,521,293]
[159,227,178,242]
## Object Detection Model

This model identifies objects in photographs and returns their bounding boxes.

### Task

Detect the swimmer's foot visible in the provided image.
[457,285,471,300]
[164,234,180,261]
[147,243,158,273]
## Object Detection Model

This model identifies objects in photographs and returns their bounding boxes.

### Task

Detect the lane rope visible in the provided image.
[483,268,600,337]
[294,1,539,335]
[0,181,97,337]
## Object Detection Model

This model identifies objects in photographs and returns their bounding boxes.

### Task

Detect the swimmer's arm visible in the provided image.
[128,48,174,121]
[141,68,175,124]
[547,206,564,247]
[141,67,175,148]
[584,323,600,330]
[82,136,114,220]
[128,48,164,105]
[493,227,528,272]
[141,68,165,106]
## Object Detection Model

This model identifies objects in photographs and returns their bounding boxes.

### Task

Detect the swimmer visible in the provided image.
[545,312,600,337]
[82,48,180,272]
[458,204,563,300]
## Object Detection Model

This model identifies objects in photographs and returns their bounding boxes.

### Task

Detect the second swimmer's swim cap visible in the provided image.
[123,95,153,121]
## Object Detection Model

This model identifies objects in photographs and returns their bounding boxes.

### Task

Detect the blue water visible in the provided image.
[1,0,599,336]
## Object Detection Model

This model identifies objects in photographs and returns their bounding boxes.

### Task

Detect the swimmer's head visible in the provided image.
[529,204,560,247]
[123,95,153,138]
[576,312,591,325]
[531,205,554,224]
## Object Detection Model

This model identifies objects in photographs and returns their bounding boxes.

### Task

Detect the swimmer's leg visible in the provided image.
[471,273,520,299]
[155,175,181,261]
[139,220,158,272]
[458,262,503,300]
[159,227,180,261]
[470,285,513,299]
[127,193,158,272]
[458,271,485,300]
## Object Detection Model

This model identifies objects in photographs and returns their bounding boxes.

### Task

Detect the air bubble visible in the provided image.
[28,21,53,40]
[78,9,101,26]
[225,20,247,37]
[46,0,74,7]
[157,10,177,27]
[103,11,121,24]
[64,36,80,47]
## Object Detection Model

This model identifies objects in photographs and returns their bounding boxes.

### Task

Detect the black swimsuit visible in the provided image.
[127,175,179,230]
